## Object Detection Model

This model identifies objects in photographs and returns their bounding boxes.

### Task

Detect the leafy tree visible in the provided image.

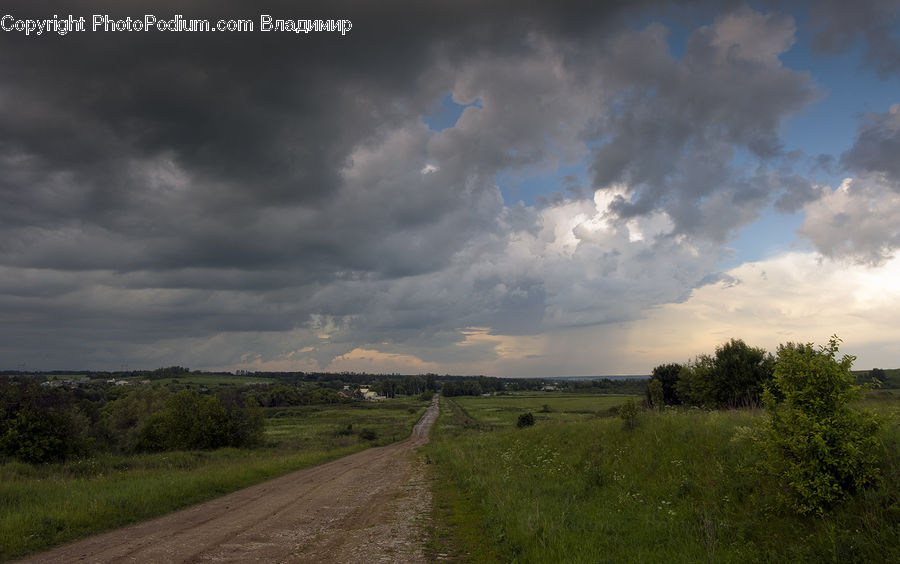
[647,363,682,405]
[711,339,774,407]
[675,339,774,408]
[762,336,882,515]
[0,378,97,463]
[102,387,171,451]
[0,408,68,463]
[675,354,716,407]
[130,389,264,452]
[403,375,425,395]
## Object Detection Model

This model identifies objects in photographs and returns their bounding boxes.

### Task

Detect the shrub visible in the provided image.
[516,412,535,428]
[131,389,265,452]
[647,379,664,409]
[762,336,882,515]
[618,400,639,430]
[0,408,68,463]
[359,428,377,441]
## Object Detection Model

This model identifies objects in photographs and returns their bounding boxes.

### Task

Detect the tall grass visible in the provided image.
[426,396,900,562]
[0,398,428,562]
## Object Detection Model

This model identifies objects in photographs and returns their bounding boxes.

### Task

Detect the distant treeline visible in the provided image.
[0,376,265,464]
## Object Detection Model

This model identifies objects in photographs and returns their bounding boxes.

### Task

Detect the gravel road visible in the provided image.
[17,397,440,563]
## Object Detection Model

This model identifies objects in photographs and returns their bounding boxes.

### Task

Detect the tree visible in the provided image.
[133,389,264,452]
[647,379,664,409]
[0,408,68,463]
[675,339,774,408]
[711,339,774,407]
[762,336,882,515]
[675,354,715,407]
[647,363,682,405]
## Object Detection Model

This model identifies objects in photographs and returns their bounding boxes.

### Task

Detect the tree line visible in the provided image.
[0,378,265,463]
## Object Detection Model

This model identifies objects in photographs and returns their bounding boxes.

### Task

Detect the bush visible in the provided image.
[618,400,639,430]
[0,408,68,463]
[647,379,664,409]
[762,336,882,515]
[131,390,265,452]
[359,428,377,441]
[517,412,535,428]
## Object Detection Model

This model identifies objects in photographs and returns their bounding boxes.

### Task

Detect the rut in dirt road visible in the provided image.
[18,396,440,564]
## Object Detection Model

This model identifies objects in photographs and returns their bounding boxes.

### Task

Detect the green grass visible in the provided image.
[425,395,900,562]
[450,393,638,429]
[0,397,428,562]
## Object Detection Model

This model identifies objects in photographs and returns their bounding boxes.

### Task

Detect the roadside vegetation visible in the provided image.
[425,337,900,562]
[0,369,430,562]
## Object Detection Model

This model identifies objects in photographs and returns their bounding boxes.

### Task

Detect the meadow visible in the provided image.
[424,392,900,563]
[450,392,633,428]
[0,397,428,562]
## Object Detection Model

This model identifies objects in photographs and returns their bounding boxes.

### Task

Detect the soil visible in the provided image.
[17,397,440,564]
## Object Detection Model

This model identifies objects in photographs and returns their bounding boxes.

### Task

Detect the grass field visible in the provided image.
[425,393,900,562]
[450,392,635,429]
[0,397,428,562]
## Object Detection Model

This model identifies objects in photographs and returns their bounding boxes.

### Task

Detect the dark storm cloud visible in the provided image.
[1,0,672,368]
[1,0,891,370]
[0,0,655,276]
[807,0,900,77]
[841,104,900,185]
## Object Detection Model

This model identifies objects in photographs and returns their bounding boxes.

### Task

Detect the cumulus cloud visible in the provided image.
[586,6,818,240]
[799,178,900,265]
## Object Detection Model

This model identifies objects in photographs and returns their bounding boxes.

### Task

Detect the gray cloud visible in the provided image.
[587,6,819,240]
[799,178,900,265]
[807,0,900,77]
[842,104,900,185]
[0,1,893,370]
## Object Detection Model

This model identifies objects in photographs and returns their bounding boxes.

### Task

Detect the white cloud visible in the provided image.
[622,251,900,370]
[799,177,900,264]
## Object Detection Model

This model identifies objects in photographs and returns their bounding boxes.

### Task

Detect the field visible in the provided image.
[0,397,428,562]
[450,392,634,428]
[425,393,900,562]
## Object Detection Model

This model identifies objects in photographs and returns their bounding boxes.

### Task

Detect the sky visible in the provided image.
[1,0,899,377]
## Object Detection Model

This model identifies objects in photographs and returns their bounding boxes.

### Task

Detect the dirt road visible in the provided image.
[18,397,440,564]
